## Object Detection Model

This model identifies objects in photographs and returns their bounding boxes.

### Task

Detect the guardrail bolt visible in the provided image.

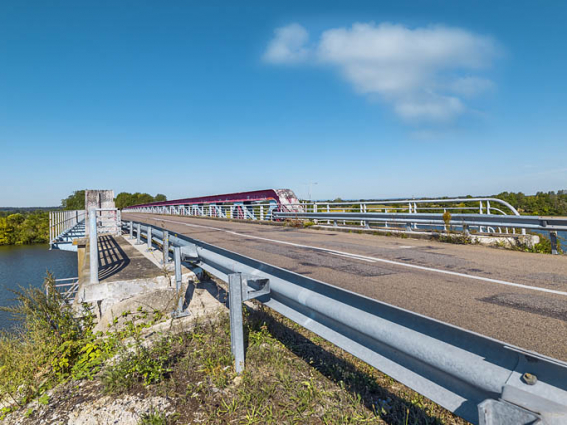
[522,372,537,385]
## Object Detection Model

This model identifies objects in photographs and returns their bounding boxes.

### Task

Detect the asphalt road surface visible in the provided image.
[124,213,567,361]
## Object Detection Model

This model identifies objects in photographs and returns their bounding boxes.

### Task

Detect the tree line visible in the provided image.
[0,211,49,245]
[0,191,167,246]
[1,190,565,246]
[61,190,167,210]
[495,190,567,216]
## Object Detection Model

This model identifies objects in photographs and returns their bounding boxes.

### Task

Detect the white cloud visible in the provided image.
[264,22,500,122]
[447,76,495,98]
[263,23,310,64]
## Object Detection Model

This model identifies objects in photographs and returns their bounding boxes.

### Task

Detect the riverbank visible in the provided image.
[0,211,49,246]
[1,273,467,425]
[0,244,76,329]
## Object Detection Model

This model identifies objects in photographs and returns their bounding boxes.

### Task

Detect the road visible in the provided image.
[124,213,567,361]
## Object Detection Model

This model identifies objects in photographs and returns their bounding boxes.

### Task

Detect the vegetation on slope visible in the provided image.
[0,211,49,245]
[0,275,467,424]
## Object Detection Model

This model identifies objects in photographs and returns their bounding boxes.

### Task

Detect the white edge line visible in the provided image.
[149,216,567,298]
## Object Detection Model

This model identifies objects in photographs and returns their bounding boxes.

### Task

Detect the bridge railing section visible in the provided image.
[46,277,79,304]
[123,197,522,233]
[87,208,121,236]
[49,210,86,246]
[123,219,567,425]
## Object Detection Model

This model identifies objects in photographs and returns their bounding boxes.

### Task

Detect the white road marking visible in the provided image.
[146,216,567,297]
[328,251,377,263]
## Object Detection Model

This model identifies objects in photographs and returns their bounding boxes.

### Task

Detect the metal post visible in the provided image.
[147,226,153,251]
[550,231,559,255]
[136,223,141,244]
[229,273,245,374]
[171,247,190,318]
[129,221,133,239]
[162,230,169,264]
[89,209,99,284]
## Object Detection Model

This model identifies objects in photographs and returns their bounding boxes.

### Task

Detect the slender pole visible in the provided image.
[174,247,183,314]
[162,230,169,264]
[147,226,153,251]
[136,223,141,244]
[229,273,245,373]
[89,209,99,284]
[550,231,559,255]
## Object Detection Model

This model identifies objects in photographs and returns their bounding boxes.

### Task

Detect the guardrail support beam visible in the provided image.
[162,230,169,265]
[172,247,190,318]
[550,231,559,255]
[229,273,245,374]
[147,226,153,251]
[89,210,99,284]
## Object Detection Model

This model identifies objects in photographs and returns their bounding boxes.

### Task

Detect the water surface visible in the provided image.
[0,244,77,330]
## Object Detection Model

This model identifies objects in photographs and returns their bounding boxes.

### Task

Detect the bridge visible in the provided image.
[48,188,567,425]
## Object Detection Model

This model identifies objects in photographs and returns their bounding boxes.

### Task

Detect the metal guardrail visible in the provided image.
[123,197,527,234]
[125,219,567,425]
[46,277,79,304]
[273,211,567,254]
[49,210,86,249]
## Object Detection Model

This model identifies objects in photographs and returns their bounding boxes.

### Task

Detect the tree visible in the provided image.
[114,192,168,209]
[61,190,85,210]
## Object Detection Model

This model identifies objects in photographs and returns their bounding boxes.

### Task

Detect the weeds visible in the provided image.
[0,273,111,406]
[138,408,171,425]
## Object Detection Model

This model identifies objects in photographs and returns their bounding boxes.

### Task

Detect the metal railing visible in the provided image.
[123,197,567,253]
[123,197,521,231]
[46,277,79,304]
[125,219,567,425]
[49,210,86,248]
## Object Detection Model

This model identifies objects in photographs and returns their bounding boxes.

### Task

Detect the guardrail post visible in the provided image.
[147,226,153,251]
[136,223,141,245]
[228,273,245,374]
[162,230,169,265]
[89,209,99,284]
[129,221,133,239]
[172,247,190,318]
[550,231,559,255]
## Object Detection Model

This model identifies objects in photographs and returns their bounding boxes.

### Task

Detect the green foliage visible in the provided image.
[61,190,85,211]
[0,211,49,245]
[115,192,168,209]
[138,409,170,425]
[442,211,452,229]
[0,274,117,406]
[494,190,567,216]
[102,337,173,394]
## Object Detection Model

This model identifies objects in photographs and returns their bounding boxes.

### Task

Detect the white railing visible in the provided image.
[123,197,522,234]
[46,277,79,304]
[49,210,86,245]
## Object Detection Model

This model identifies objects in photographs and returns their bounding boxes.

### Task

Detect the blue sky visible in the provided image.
[1,1,566,206]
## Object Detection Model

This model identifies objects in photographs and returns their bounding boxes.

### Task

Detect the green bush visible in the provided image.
[0,274,116,407]
[102,337,173,394]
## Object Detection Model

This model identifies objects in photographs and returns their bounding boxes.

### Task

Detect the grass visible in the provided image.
[1,274,468,424]
[99,305,466,424]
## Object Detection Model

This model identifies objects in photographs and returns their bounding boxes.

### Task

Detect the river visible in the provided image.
[0,244,77,330]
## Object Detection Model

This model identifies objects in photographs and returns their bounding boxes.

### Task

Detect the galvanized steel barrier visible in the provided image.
[49,210,86,249]
[126,219,567,425]
[123,197,527,236]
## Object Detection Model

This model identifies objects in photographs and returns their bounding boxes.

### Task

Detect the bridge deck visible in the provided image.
[82,235,164,284]
[124,212,567,362]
